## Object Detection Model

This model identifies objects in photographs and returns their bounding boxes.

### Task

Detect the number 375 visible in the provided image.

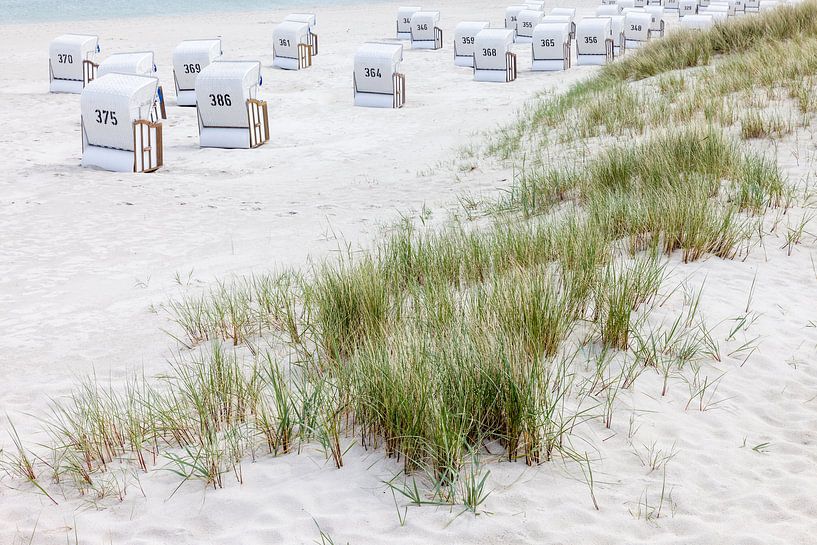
[94,109,118,125]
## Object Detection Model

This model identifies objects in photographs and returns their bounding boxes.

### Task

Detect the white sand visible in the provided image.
[2,1,817,543]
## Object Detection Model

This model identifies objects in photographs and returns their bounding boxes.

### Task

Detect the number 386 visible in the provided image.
[209,93,232,107]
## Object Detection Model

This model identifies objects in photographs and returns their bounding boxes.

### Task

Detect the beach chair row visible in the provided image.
[46,0,800,174]
[43,4,640,174]
[48,13,318,96]
[595,0,801,29]
[364,0,800,105]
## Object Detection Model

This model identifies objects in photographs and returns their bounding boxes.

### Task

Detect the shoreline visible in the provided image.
[0,0,393,26]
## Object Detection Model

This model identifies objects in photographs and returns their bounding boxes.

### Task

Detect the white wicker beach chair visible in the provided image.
[454,21,490,67]
[410,11,443,49]
[49,34,100,93]
[353,42,406,108]
[172,39,222,107]
[473,28,517,82]
[273,21,314,70]
[576,17,615,65]
[80,73,162,172]
[531,21,572,71]
[195,61,268,149]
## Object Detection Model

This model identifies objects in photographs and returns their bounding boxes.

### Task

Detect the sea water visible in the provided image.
[1,0,361,23]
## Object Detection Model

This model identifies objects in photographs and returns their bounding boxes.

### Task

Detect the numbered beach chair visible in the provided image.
[623,11,651,49]
[410,11,443,49]
[730,0,746,13]
[721,0,738,12]
[525,1,545,10]
[49,34,100,93]
[97,51,155,79]
[284,13,318,55]
[644,5,665,37]
[712,0,737,15]
[542,14,572,28]
[353,42,406,108]
[273,21,314,69]
[745,0,760,12]
[172,39,222,107]
[678,0,699,16]
[664,0,680,11]
[701,3,731,17]
[96,51,166,119]
[516,9,544,43]
[195,61,269,149]
[681,14,715,29]
[80,73,162,172]
[549,7,577,39]
[505,5,529,38]
[397,7,422,39]
[699,5,729,20]
[454,21,489,67]
[618,0,636,9]
[596,5,622,16]
[473,28,517,82]
[531,22,571,71]
[576,17,614,65]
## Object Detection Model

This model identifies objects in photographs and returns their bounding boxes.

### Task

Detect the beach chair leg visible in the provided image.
[311,32,319,56]
[83,60,98,87]
[246,99,270,148]
[298,43,313,69]
[132,120,163,173]
[393,72,406,108]
[158,86,167,120]
[506,52,517,82]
